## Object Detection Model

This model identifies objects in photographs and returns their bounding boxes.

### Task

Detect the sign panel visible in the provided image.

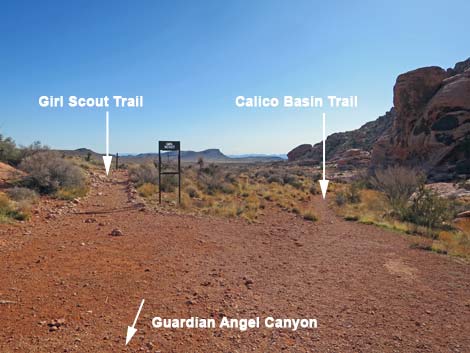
[158,140,181,205]
[159,141,180,151]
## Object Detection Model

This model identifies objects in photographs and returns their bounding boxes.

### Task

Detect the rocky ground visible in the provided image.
[0,170,469,352]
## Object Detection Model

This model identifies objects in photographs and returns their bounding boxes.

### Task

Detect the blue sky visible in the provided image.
[1,0,469,154]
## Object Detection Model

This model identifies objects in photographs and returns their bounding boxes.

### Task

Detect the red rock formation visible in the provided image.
[371,58,470,181]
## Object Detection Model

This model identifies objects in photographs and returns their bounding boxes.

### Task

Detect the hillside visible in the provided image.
[287,109,395,169]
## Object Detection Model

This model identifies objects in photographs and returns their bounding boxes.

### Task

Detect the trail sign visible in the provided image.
[158,141,181,205]
[159,141,180,151]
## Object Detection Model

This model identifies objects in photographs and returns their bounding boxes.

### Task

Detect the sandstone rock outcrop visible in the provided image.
[288,58,470,181]
[371,58,470,181]
[287,109,395,166]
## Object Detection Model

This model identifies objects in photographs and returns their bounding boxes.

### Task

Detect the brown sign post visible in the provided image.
[158,141,181,205]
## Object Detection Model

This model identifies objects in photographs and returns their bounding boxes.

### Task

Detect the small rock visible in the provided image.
[243,277,253,289]
[110,228,124,237]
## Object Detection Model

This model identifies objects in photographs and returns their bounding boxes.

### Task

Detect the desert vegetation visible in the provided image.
[0,134,89,222]
[129,162,320,222]
[333,166,470,258]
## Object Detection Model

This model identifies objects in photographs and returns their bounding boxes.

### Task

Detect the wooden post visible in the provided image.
[115,153,119,170]
[158,149,162,204]
[178,148,181,205]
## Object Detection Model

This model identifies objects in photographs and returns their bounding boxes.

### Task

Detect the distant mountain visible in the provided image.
[59,148,102,159]
[134,149,283,163]
[60,148,282,164]
[134,149,229,162]
[229,153,287,160]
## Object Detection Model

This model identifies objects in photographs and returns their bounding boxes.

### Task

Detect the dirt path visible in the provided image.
[0,171,469,352]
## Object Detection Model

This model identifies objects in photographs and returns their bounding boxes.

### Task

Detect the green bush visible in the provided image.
[0,135,21,165]
[404,185,455,231]
[19,151,86,194]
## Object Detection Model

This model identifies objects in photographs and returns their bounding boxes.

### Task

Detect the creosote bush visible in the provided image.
[129,164,158,186]
[19,151,86,195]
[404,185,455,231]
[0,135,22,165]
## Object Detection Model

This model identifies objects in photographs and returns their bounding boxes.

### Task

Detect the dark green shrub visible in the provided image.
[0,135,21,165]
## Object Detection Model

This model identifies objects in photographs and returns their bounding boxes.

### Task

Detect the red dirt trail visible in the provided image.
[0,171,469,352]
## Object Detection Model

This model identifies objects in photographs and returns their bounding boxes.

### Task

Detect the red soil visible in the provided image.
[0,170,468,352]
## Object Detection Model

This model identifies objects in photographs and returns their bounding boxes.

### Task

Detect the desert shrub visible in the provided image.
[197,167,235,195]
[255,170,271,179]
[201,164,219,176]
[334,183,360,206]
[335,192,346,206]
[404,185,455,232]
[224,172,237,184]
[137,183,158,197]
[267,175,283,184]
[0,135,22,165]
[6,187,38,203]
[160,174,178,192]
[347,182,361,204]
[283,174,296,185]
[19,151,86,194]
[20,141,49,159]
[129,164,158,186]
[303,210,317,222]
[371,166,423,219]
[186,187,199,198]
[0,193,27,222]
[309,185,319,195]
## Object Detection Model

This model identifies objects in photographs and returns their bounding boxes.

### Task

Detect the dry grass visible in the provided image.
[334,184,470,259]
[0,192,29,222]
[55,186,88,200]
[137,183,158,198]
[132,163,320,223]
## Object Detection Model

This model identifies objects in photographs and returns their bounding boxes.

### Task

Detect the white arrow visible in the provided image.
[102,111,112,176]
[126,299,145,345]
[318,113,329,199]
